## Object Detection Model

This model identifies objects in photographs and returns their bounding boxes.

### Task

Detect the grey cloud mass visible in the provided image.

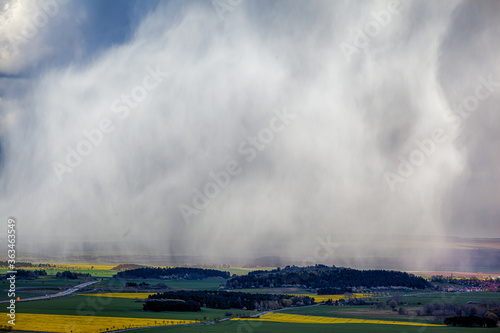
[0,0,498,266]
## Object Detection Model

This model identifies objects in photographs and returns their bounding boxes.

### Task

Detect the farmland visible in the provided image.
[131,321,500,333]
[5,313,197,333]
[0,264,499,332]
[235,312,445,326]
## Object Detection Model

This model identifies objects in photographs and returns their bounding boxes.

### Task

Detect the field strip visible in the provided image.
[234,312,445,326]
[79,292,156,298]
[80,292,378,301]
[5,313,197,332]
[296,293,374,302]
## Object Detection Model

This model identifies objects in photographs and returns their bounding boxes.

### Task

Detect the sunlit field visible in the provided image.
[3,313,196,332]
[301,293,375,302]
[82,292,157,299]
[235,312,445,326]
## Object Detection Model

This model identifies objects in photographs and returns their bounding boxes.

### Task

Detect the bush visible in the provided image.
[143,300,200,312]
[485,311,498,323]
[55,271,90,279]
[388,300,398,309]
[444,316,497,328]
[398,307,408,315]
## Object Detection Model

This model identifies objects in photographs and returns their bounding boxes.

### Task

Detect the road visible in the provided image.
[0,280,99,303]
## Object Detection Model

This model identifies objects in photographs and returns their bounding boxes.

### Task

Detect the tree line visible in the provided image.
[55,271,91,279]
[430,275,499,288]
[225,265,430,290]
[417,301,499,324]
[115,267,230,279]
[444,316,497,328]
[4,269,47,279]
[143,299,201,312]
[0,261,54,268]
[146,290,314,311]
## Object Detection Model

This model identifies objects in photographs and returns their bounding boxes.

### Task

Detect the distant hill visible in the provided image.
[224,265,431,291]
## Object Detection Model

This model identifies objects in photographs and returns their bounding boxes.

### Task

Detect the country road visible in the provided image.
[0,280,99,303]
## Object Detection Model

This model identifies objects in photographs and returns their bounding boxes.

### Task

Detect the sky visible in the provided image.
[0,0,499,267]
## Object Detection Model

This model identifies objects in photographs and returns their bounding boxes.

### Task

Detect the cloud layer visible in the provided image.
[0,0,499,265]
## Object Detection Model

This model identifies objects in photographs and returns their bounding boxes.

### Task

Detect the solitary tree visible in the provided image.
[388,299,398,309]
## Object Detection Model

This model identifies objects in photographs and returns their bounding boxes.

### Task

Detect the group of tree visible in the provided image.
[317,287,353,294]
[225,265,430,290]
[324,297,372,306]
[125,281,166,289]
[431,275,483,287]
[115,267,230,280]
[417,301,499,326]
[444,316,497,328]
[5,269,47,279]
[0,261,54,268]
[146,290,314,311]
[143,299,201,312]
[55,271,91,279]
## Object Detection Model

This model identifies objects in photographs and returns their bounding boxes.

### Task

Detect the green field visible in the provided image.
[151,278,225,290]
[1,295,254,321]
[0,275,82,287]
[97,277,225,290]
[0,267,116,278]
[0,275,86,301]
[281,305,434,323]
[47,268,116,278]
[228,287,314,294]
[130,320,500,333]
[370,291,500,305]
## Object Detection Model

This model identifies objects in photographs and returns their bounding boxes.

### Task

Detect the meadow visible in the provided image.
[131,320,500,333]
[1,264,499,332]
[8,295,252,320]
[369,290,500,305]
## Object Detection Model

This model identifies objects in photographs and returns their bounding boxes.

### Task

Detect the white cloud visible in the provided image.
[0,0,71,74]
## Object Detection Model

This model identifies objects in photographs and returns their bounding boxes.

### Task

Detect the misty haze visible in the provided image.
[1,0,499,269]
[0,1,499,331]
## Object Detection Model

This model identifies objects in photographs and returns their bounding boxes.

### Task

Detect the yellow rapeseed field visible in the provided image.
[58,264,116,270]
[293,293,374,302]
[235,312,445,327]
[7,313,196,332]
